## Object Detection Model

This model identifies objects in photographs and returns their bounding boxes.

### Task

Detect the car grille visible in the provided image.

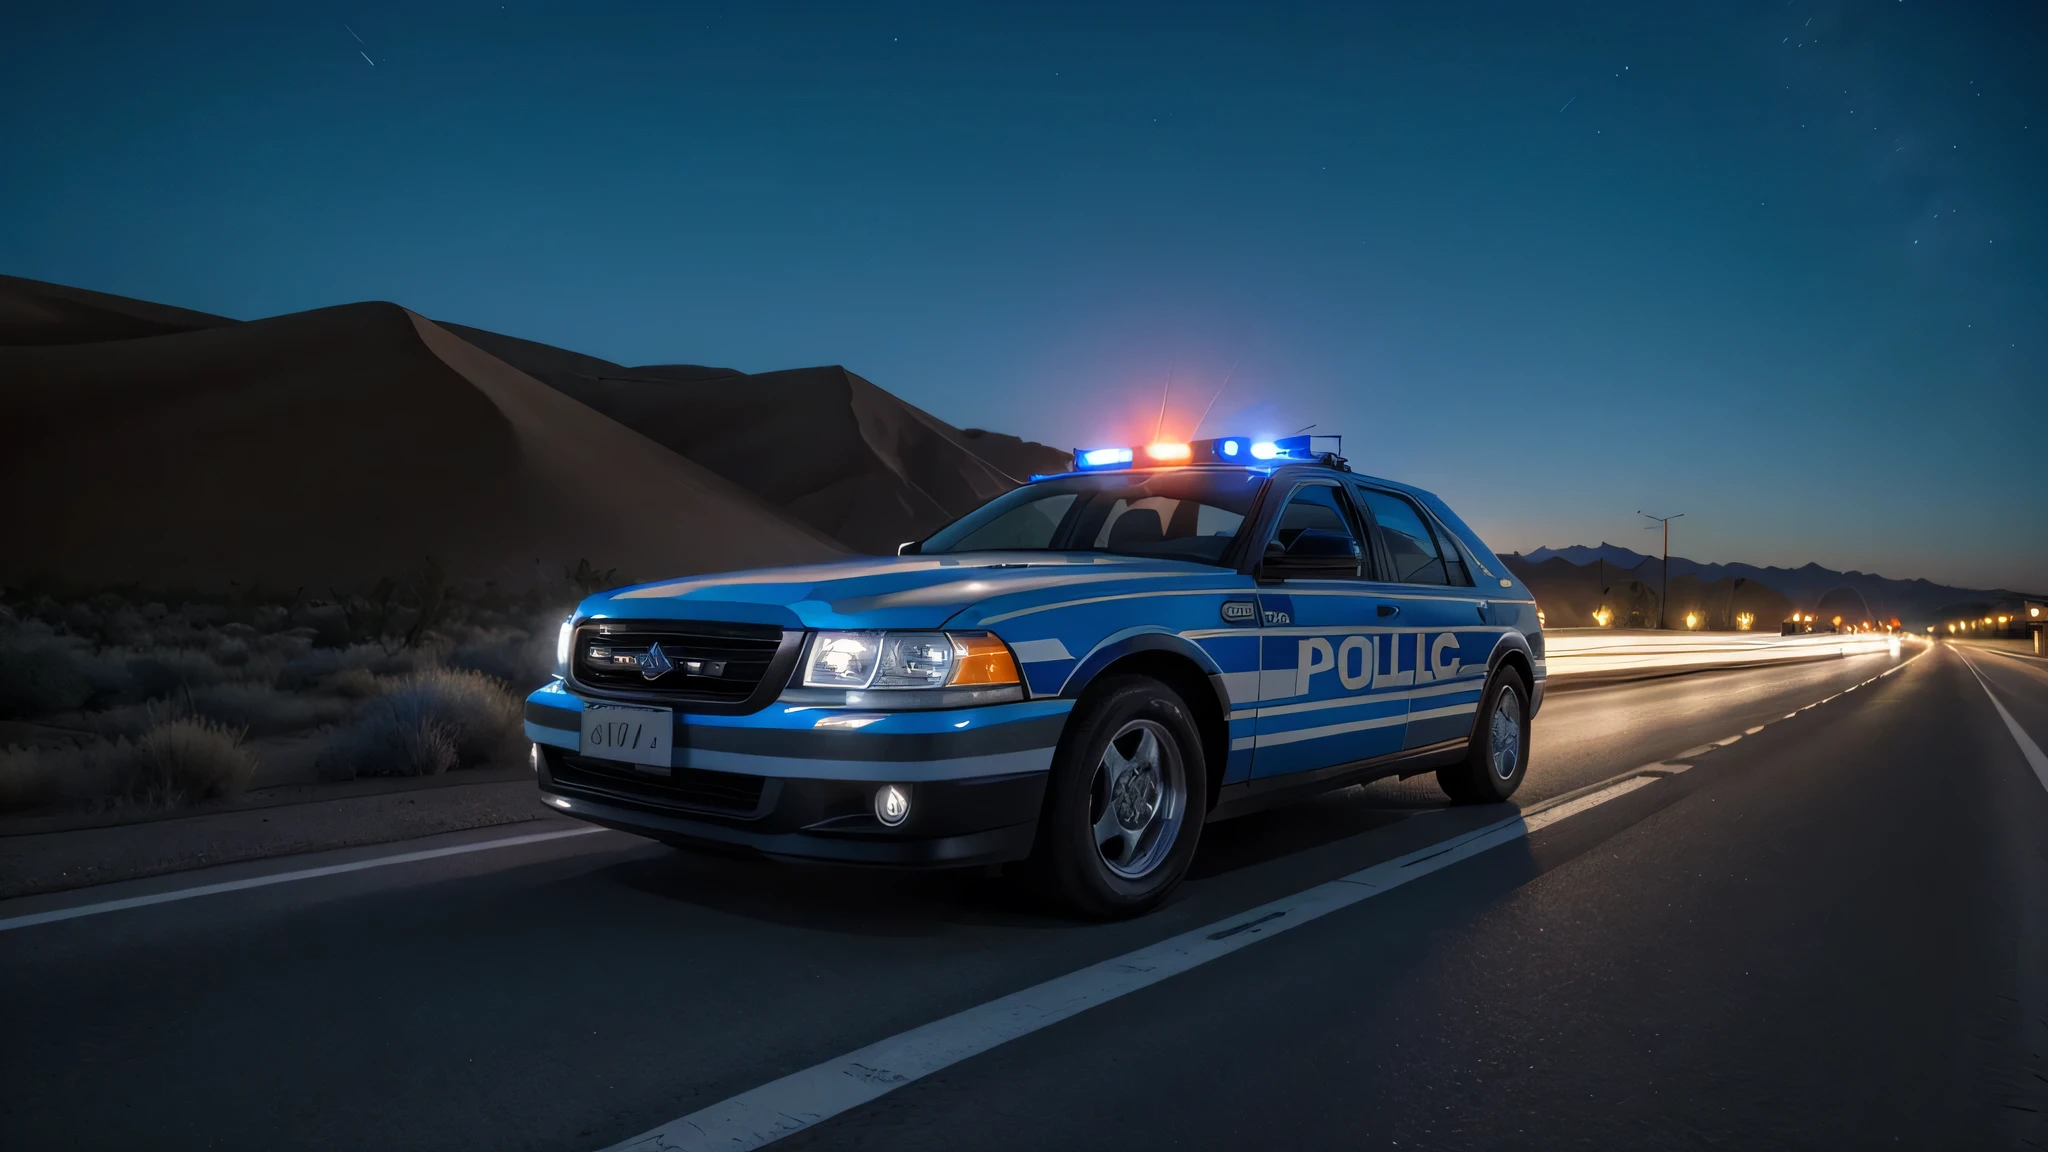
[570,620,786,704]
[548,751,768,816]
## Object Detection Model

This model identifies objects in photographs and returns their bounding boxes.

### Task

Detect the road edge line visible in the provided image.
[1957,652,2048,795]
[0,826,607,933]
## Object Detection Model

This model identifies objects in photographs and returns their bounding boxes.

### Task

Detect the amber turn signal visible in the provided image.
[946,632,1022,686]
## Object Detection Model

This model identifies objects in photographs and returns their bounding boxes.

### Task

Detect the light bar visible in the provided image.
[1068,434,1342,471]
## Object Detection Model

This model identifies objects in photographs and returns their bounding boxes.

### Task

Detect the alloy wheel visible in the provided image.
[1089,719,1187,879]
[1490,684,1522,780]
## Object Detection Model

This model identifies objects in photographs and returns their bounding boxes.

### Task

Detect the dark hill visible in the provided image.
[0,273,236,346]
[0,303,841,591]
[441,322,1073,553]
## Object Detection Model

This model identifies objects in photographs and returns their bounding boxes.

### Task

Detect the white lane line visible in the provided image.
[0,826,607,933]
[1972,645,2048,666]
[604,783,1661,1152]
[1958,654,2048,795]
[1521,776,1658,832]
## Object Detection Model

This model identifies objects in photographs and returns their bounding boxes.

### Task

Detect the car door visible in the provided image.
[1249,479,1410,781]
[1351,484,1493,750]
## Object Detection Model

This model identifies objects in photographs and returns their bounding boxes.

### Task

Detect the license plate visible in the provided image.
[579,703,673,768]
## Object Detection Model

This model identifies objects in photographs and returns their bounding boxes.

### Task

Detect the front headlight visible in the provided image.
[555,617,575,678]
[793,630,1023,707]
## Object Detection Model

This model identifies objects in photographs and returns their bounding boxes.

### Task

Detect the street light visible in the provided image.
[1638,510,1684,630]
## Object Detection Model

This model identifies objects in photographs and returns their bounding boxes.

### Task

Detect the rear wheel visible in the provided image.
[1437,668,1529,804]
[1032,676,1207,919]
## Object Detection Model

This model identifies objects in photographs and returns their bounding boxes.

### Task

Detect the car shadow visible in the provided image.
[600,844,1078,935]
[595,775,1459,931]
[1189,775,1448,879]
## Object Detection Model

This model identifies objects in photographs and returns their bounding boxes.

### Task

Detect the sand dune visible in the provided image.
[0,273,236,346]
[0,302,842,591]
[442,323,1073,553]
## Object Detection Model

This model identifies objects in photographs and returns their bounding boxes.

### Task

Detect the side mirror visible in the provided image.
[897,540,922,556]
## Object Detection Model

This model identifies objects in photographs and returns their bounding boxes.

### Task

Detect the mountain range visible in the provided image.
[1507,543,2038,628]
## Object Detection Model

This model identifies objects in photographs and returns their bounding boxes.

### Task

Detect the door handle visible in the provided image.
[1377,604,1399,618]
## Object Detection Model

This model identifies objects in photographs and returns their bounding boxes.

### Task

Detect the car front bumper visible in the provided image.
[523,682,1071,867]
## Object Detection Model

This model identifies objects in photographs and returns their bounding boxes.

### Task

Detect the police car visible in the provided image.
[525,434,1543,918]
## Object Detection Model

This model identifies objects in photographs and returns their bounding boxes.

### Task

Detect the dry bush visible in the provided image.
[186,682,353,737]
[397,717,460,776]
[0,621,109,718]
[317,669,520,779]
[275,644,434,692]
[446,627,552,692]
[0,741,128,812]
[128,717,258,805]
[121,648,233,701]
[0,717,256,813]
[326,667,385,699]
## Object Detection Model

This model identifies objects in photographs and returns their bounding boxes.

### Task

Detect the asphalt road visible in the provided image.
[4,640,2045,1150]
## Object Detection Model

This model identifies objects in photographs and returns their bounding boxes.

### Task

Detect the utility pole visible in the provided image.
[1638,511,1684,630]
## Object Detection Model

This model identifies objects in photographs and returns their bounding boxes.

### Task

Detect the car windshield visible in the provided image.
[921,469,1267,565]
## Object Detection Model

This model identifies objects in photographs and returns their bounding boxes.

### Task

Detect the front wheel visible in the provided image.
[1032,676,1208,919]
[1437,668,1530,804]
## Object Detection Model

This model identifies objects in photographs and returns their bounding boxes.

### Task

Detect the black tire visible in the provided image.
[1437,667,1530,804]
[1031,675,1208,919]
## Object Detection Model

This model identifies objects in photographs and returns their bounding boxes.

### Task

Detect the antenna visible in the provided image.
[1152,367,1174,443]
[1189,358,1237,439]
[1292,423,1317,435]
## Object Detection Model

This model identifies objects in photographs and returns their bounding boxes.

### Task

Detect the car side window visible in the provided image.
[1356,487,1448,585]
[1431,519,1475,586]
[1262,482,1370,580]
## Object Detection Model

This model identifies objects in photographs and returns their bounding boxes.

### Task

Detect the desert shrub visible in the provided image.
[326,668,386,699]
[0,621,122,719]
[89,697,191,741]
[275,644,434,691]
[397,717,460,776]
[0,740,133,812]
[317,669,519,778]
[209,634,253,668]
[186,682,353,737]
[0,718,255,812]
[123,649,232,700]
[127,717,258,805]
[447,627,551,691]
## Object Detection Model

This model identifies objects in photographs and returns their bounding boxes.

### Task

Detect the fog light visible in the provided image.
[530,742,542,774]
[874,784,911,826]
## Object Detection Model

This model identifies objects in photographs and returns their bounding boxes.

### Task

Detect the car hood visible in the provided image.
[577,552,1243,631]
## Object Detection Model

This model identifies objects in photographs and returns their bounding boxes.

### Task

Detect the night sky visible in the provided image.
[4,3,2043,590]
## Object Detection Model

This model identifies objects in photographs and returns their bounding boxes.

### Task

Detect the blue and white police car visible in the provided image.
[525,434,1544,917]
